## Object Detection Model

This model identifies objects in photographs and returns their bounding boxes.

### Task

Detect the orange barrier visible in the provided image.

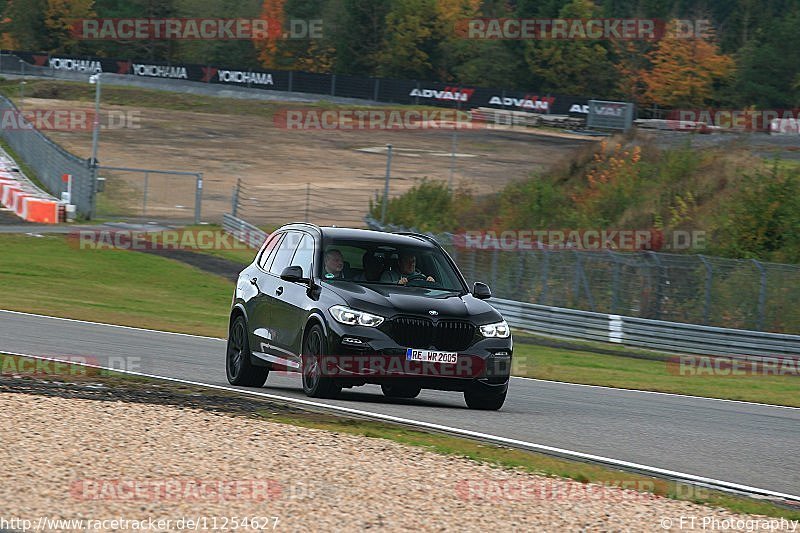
[23,197,60,223]
[0,176,61,224]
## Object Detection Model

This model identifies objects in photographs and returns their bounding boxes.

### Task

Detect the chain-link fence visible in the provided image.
[95,166,203,224]
[232,178,382,229]
[0,94,92,216]
[367,218,800,334]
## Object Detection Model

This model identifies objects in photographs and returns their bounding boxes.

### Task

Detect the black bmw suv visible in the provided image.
[226,223,512,410]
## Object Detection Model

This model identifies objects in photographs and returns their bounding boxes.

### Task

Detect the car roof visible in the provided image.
[277,223,437,248]
[321,227,438,248]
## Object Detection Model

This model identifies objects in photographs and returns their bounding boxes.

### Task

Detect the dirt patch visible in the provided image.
[138,248,243,282]
[27,97,595,227]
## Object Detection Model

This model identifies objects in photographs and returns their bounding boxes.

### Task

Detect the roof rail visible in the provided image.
[285,222,322,231]
[393,231,439,245]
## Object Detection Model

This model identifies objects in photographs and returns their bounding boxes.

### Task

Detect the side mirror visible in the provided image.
[280,265,306,283]
[472,282,492,300]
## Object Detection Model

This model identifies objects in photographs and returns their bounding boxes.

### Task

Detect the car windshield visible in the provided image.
[319,239,464,292]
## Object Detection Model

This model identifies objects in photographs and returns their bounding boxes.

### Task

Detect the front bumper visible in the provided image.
[324,320,512,392]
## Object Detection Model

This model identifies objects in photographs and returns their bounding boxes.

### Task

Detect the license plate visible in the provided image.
[406,348,458,364]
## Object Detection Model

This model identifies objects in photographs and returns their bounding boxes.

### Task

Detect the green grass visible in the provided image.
[0,233,232,337]
[0,232,796,406]
[512,341,800,407]
[2,353,796,520]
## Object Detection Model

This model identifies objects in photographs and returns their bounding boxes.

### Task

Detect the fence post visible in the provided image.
[331,73,336,96]
[288,71,293,92]
[647,251,664,320]
[381,144,393,223]
[698,255,713,325]
[572,250,581,305]
[608,250,620,314]
[194,173,203,225]
[373,78,380,101]
[490,248,499,293]
[468,249,477,285]
[142,171,149,216]
[231,178,240,217]
[539,249,549,304]
[752,259,767,330]
[304,182,310,222]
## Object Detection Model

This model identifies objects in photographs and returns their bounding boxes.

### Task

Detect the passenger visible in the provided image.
[380,251,435,285]
[323,249,345,279]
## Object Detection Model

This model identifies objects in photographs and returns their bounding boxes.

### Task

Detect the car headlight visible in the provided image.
[330,305,385,327]
[480,320,510,338]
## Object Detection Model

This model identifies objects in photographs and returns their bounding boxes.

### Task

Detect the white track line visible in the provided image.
[2,350,799,504]
[1,309,796,410]
[511,376,800,411]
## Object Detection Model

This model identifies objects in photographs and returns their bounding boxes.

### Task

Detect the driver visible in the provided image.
[381,251,435,285]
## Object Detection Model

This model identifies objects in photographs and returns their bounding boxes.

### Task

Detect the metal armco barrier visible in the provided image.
[221,213,800,359]
[489,297,800,358]
[222,213,268,249]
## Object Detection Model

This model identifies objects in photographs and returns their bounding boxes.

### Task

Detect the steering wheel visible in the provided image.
[404,272,432,287]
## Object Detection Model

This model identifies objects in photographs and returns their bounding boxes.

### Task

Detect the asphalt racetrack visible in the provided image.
[0,309,797,497]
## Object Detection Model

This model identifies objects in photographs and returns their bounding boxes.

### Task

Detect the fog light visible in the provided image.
[342,337,364,345]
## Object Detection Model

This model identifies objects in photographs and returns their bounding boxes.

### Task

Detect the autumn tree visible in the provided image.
[374,0,440,79]
[523,0,616,97]
[642,20,734,107]
[611,41,651,105]
[254,0,285,68]
[44,0,95,53]
[1,0,48,50]
[330,0,391,75]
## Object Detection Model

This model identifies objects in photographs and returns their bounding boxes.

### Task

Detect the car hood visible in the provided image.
[323,281,500,322]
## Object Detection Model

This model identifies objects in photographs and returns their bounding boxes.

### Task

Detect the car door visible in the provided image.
[267,232,316,368]
[247,232,285,359]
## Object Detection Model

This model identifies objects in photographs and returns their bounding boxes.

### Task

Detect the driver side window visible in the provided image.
[289,234,314,279]
[268,231,302,276]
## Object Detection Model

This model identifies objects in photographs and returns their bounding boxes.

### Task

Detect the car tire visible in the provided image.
[226,315,269,387]
[381,384,421,399]
[464,388,507,410]
[302,324,341,399]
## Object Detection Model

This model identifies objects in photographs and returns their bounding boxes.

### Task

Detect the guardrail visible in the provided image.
[222,213,800,359]
[489,297,800,358]
[222,213,267,249]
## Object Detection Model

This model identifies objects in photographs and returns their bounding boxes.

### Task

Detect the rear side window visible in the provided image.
[268,231,303,275]
[258,233,284,270]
